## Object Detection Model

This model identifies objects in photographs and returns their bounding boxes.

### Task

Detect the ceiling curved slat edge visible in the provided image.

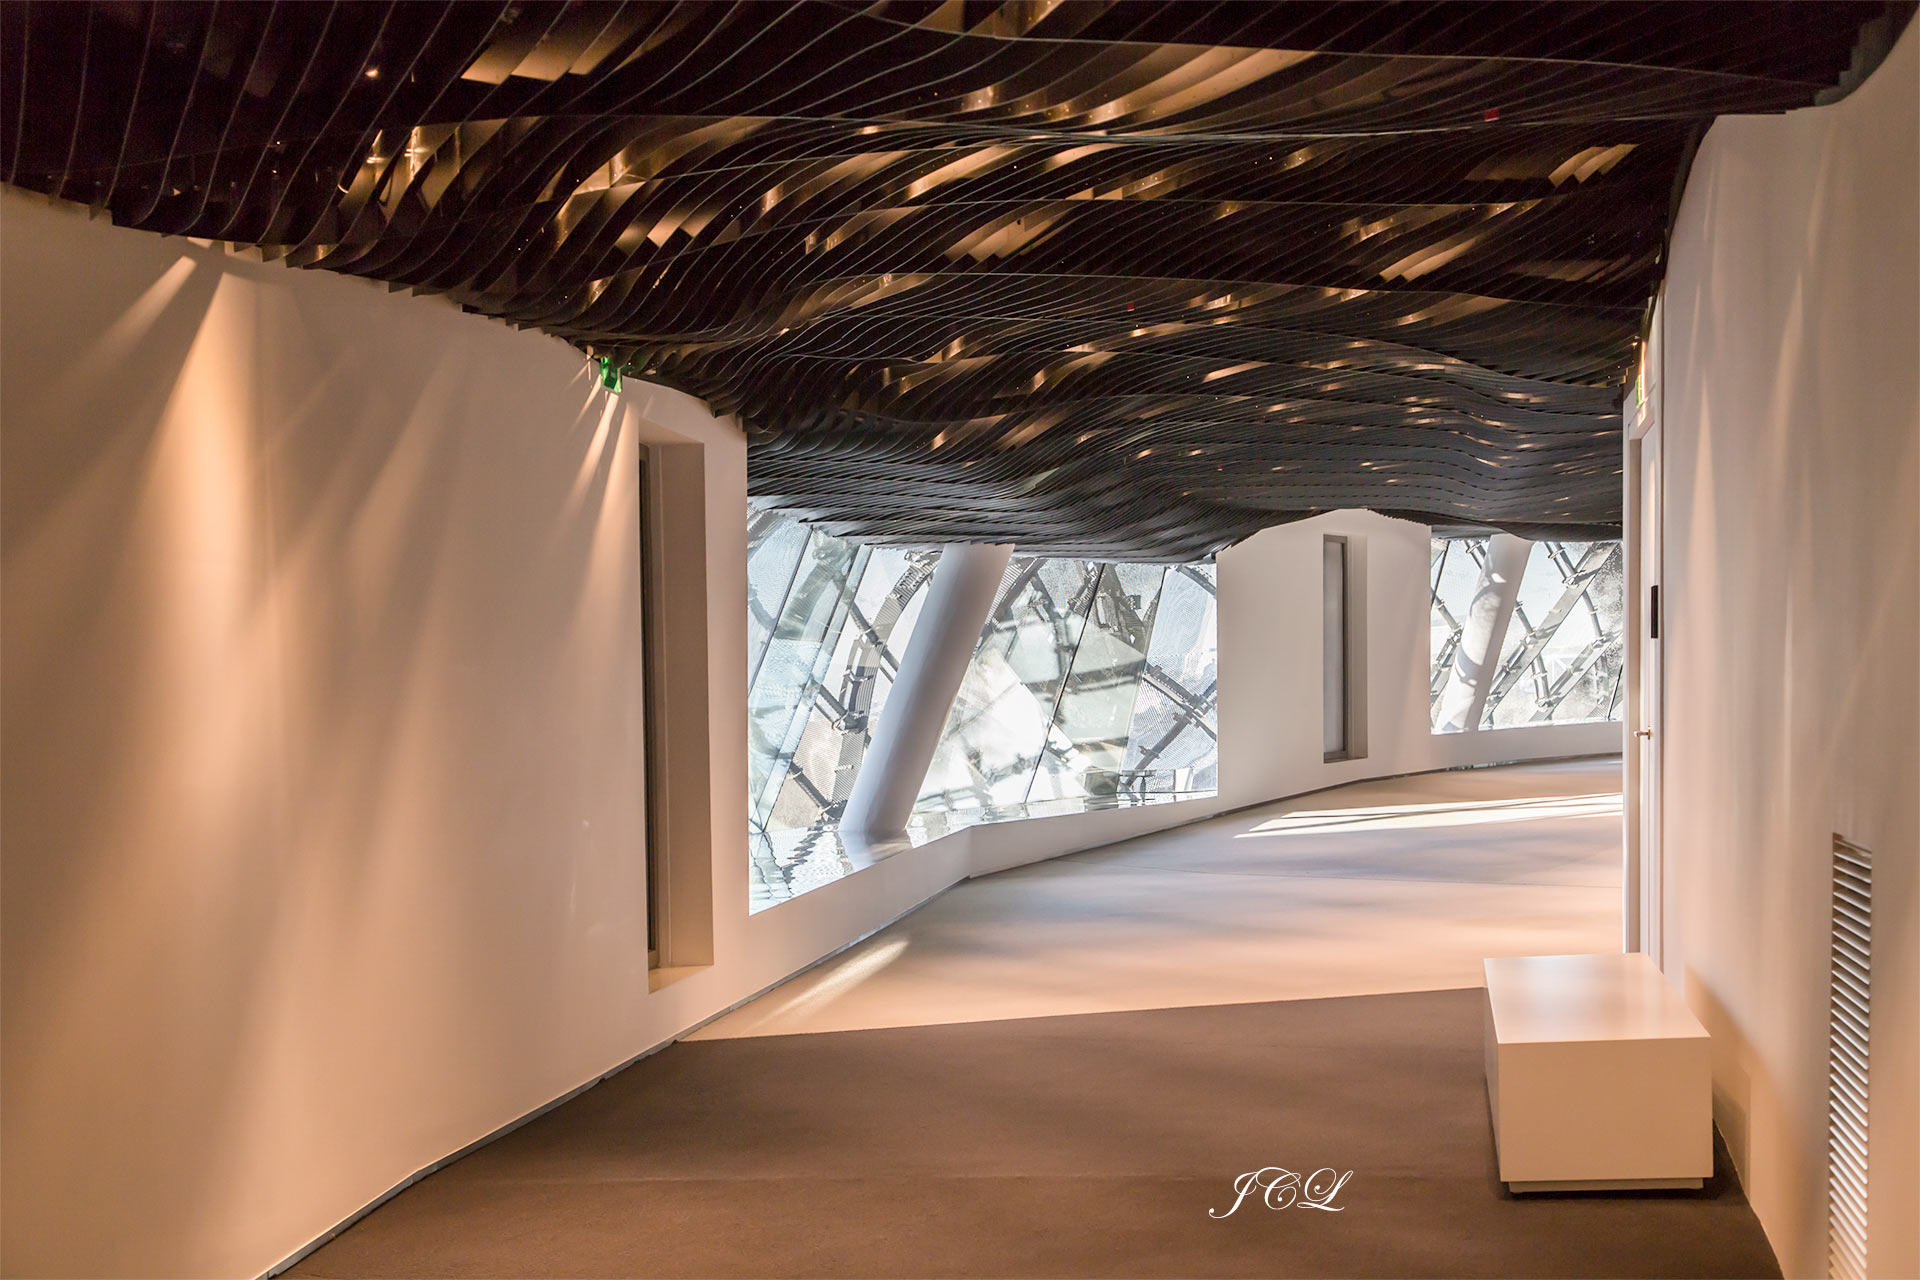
[2,0,1910,558]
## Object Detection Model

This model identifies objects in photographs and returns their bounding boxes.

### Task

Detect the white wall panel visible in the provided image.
[0,191,763,1279]
[1658,25,1918,1278]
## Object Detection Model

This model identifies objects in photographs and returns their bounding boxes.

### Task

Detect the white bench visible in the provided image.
[1483,952,1712,1192]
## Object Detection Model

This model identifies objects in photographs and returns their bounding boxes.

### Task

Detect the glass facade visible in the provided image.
[1480,540,1626,727]
[746,506,940,907]
[749,518,1625,910]
[1118,564,1220,795]
[1429,536,1490,730]
[747,509,1219,909]
[1428,534,1625,733]
[915,558,1218,820]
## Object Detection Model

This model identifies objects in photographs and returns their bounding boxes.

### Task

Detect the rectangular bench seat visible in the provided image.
[1483,952,1713,1192]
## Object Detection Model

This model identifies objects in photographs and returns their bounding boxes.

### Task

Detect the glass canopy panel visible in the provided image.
[1480,540,1626,728]
[1429,536,1490,731]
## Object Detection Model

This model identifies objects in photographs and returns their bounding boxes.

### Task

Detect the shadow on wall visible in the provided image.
[2,195,653,1277]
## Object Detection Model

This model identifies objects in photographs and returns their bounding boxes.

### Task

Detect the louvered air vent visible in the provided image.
[1827,836,1872,1280]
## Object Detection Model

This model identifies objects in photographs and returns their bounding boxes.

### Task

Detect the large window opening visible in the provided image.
[746,506,941,908]
[1480,541,1626,727]
[913,557,1218,830]
[746,509,1218,910]
[1429,534,1625,732]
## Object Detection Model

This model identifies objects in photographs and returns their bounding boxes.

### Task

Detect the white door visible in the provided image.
[1635,417,1663,966]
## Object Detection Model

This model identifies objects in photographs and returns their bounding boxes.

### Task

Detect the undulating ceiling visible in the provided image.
[2,2,1908,558]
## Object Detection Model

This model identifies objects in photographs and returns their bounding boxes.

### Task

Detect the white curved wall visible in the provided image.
[1659,25,1918,1279]
[0,191,753,1278]
[1,188,1617,1278]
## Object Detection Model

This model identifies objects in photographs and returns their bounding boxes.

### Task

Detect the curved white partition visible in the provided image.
[1,187,1616,1279]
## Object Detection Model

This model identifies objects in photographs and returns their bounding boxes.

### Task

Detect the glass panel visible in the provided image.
[746,508,941,910]
[1429,536,1489,731]
[748,528,1220,910]
[1119,563,1218,796]
[1028,563,1168,804]
[747,504,810,686]
[763,546,937,830]
[915,557,1101,814]
[1480,540,1626,728]
[747,528,865,832]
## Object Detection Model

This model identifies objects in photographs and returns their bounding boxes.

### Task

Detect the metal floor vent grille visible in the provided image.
[1827,835,1872,1280]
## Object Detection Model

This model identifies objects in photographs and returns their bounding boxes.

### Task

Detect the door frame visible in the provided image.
[1623,300,1664,963]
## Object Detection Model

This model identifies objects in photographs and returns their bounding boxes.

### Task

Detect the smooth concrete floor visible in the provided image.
[696,757,1624,1040]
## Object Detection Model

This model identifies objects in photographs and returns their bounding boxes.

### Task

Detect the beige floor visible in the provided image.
[696,756,1624,1040]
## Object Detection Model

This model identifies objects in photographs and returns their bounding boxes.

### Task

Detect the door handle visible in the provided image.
[1634,728,1653,740]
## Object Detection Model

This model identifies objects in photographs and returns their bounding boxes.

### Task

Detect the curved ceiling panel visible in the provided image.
[2,1,1907,557]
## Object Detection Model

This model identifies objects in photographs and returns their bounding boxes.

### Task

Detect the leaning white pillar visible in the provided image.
[839,542,1014,839]
[1434,533,1531,733]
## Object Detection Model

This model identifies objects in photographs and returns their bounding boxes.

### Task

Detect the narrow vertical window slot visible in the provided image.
[1323,537,1349,761]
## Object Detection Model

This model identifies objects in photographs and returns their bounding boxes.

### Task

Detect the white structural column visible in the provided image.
[840,542,1014,838]
[1434,533,1531,733]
